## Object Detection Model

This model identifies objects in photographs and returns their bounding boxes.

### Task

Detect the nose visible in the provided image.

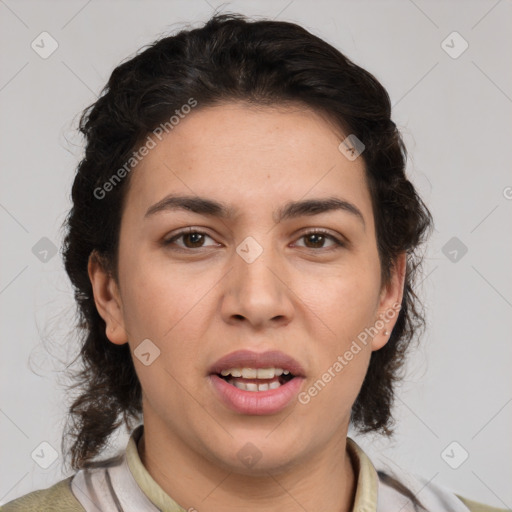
[220,240,295,330]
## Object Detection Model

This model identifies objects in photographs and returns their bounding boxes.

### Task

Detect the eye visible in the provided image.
[162,228,346,252]
[294,229,345,250]
[163,228,219,250]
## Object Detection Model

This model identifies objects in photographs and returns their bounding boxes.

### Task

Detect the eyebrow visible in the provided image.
[144,194,365,229]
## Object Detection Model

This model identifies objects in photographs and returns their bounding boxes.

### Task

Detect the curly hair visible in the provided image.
[60,12,433,479]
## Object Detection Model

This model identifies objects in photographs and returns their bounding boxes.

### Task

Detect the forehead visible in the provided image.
[125,102,373,226]
[159,101,347,162]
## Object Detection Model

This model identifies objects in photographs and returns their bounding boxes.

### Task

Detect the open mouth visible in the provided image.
[216,367,295,392]
[208,350,306,413]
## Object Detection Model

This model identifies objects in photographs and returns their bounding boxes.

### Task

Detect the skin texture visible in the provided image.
[88,102,406,512]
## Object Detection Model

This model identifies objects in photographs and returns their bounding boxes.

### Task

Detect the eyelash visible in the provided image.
[162,228,346,252]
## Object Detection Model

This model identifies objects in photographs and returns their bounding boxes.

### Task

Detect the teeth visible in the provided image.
[219,367,286,378]
[241,368,258,378]
[220,368,241,377]
[232,380,282,392]
[257,368,275,379]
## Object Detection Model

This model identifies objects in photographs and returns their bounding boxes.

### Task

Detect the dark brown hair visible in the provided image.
[60,13,433,497]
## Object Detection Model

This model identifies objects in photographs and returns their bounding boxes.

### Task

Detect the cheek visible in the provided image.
[118,254,217,387]
[310,264,380,344]
[297,348,370,439]
[119,249,209,339]
[298,272,377,422]
[119,264,210,413]
[299,261,379,413]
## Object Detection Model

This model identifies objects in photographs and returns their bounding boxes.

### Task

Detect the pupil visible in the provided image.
[186,233,203,247]
[307,234,323,248]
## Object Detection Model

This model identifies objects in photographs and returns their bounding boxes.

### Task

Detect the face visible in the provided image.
[89,102,405,475]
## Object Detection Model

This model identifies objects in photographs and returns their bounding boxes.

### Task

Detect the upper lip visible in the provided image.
[209,350,306,377]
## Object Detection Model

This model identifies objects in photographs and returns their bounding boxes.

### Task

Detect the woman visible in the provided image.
[2,12,507,512]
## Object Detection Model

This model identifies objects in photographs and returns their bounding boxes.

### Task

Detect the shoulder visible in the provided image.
[456,494,511,512]
[0,476,84,512]
[377,469,511,512]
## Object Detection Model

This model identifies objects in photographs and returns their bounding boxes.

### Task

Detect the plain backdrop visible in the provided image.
[1,0,511,508]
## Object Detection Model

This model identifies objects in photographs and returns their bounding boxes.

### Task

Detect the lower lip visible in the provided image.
[209,374,304,415]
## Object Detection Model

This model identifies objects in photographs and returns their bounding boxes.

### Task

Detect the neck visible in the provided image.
[137,419,357,512]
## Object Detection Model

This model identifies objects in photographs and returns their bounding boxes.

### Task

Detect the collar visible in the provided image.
[126,424,380,511]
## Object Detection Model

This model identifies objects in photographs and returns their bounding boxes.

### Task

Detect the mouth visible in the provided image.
[208,350,306,415]
[216,367,296,392]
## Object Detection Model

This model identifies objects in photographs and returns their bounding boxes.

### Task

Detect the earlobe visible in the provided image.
[371,252,407,352]
[87,251,128,345]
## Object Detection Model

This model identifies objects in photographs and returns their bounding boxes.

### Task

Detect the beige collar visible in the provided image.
[125,424,380,512]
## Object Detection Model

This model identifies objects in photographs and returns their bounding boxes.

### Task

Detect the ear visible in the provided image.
[87,251,128,345]
[371,252,407,352]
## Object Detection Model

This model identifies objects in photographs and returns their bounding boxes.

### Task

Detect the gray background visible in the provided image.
[1,0,511,508]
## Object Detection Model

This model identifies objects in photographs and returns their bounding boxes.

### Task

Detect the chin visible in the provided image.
[207,437,308,477]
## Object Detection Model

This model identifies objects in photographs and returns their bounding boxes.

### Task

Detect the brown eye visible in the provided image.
[181,232,206,248]
[163,229,218,250]
[295,230,344,250]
